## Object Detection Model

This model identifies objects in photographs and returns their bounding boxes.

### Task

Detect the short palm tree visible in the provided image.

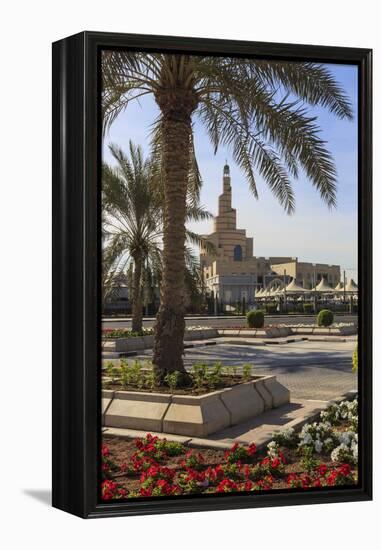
[102,53,352,377]
[103,141,162,332]
[103,140,213,335]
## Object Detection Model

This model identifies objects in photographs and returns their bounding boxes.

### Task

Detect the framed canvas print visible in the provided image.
[52,31,372,518]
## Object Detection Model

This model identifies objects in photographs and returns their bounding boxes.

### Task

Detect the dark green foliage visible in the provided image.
[317,309,334,327]
[303,303,314,314]
[247,310,265,328]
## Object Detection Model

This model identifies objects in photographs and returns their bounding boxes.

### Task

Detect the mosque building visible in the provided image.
[200,164,341,304]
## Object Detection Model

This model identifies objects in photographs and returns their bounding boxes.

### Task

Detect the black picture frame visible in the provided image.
[52,31,372,519]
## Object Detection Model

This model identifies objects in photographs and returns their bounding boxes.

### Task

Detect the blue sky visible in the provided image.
[103,62,358,282]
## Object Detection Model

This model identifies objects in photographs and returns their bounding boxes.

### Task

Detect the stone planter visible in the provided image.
[218,325,356,338]
[102,389,114,424]
[102,328,219,353]
[163,391,230,437]
[291,326,357,336]
[218,327,293,338]
[103,375,290,437]
[105,391,171,432]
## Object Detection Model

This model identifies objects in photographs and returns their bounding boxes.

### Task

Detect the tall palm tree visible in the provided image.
[103,140,213,335]
[102,53,352,377]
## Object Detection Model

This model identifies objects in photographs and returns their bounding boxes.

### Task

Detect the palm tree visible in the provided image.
[102,53,352,376]
[103,140,213,335]
[103,141,162,332]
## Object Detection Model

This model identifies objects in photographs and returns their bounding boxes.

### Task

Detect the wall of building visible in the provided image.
[200,165,341,296]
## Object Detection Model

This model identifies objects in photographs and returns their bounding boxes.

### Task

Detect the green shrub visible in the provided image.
[317,309,334,327]
[242,364,253,381]
[191,363,208,390]
[164,371,184,392]
[352,344,358,373]
[206,362,223,389]
[303,303,314,314]
[247,310,265,328]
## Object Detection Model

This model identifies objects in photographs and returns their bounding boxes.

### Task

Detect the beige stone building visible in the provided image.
[200,164,340,304]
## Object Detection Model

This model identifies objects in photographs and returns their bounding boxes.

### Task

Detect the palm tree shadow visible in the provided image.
[23,489,51,507]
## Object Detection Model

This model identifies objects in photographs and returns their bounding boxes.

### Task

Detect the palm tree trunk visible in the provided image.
[131,255,143,333]
[152,106,194,379]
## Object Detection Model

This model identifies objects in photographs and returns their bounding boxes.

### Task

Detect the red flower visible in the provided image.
[339,464,351,477]
[317,464,328,477]
[271,457,281,469]
[101,479,126,500]
[278,450,286,464]
[248,443,257,456]
[101,444,110,457]
[327,470,338,486]
[216,479,238,493]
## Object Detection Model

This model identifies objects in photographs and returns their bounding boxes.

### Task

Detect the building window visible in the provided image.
[233,245,242,261]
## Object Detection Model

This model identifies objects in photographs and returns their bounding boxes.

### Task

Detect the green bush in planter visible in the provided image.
[303,303,314,314]
[317,309,334,327]
[247,309,265,328]
[265,302,277,314]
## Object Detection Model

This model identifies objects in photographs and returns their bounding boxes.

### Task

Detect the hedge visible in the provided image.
[317,309,334,327]
[247,310,265,328]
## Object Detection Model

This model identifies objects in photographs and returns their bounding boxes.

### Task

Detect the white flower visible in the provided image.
[351,442,358,461]
[301,433,313,445]
[331,444,348,463]
[315,440,323,453]
[267,441,280,457]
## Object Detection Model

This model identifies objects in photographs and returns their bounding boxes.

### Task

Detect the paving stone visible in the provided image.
[209,399,329,449]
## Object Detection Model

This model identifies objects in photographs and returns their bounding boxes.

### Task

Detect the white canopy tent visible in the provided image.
[285,278,309,294]
[311,277,334,293]
[339,279,358,293]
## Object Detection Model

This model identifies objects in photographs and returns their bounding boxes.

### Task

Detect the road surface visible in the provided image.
[128,338,357,401]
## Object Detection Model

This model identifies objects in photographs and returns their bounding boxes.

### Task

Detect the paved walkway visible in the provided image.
[132,337,357,401]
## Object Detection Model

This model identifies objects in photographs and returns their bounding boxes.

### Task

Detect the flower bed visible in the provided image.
[102,326,219,352]
[103,328,154,339]
[101,398,358,500]
[102,360,258,395]
[102,325,215,339]
[221,322,355,329]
